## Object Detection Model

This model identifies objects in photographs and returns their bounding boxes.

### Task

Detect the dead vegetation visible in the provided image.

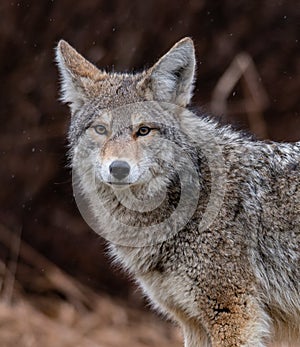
[0,224,182,347]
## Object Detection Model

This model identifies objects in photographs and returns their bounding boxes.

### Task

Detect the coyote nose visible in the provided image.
[109,160,130,180]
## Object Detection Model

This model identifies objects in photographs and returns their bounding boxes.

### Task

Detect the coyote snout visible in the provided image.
[87,120,155,188]
[98,154,145,188]
[109,160,131,180]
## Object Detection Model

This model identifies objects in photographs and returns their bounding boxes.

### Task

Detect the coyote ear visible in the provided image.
[56,40,106,112]
[142,37,196,107]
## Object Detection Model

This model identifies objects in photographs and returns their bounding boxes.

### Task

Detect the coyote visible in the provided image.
[56,37,300,347]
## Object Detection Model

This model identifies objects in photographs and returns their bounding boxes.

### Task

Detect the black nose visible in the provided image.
[109,160,130,180]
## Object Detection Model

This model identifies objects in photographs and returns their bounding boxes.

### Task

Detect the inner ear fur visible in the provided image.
[140,37,196,107]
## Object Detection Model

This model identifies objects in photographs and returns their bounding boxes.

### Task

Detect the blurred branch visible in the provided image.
[1,226,22,304]
[211,52,270,138]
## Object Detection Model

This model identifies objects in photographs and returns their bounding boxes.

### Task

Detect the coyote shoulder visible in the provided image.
[56,37,300,347]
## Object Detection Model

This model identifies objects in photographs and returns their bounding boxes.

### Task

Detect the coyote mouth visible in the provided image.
[107,181,132,186]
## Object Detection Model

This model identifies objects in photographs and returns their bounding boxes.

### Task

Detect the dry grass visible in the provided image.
[0,296,182,347]
[0,224,182,347]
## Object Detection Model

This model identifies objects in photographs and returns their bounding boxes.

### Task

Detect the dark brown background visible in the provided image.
[0,0,299,337]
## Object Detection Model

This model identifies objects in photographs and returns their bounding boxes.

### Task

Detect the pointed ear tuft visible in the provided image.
[56,40,104,80]
[55,40,106,112]
[141,37,196,107]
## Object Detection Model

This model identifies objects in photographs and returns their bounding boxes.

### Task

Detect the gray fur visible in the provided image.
[56,37,300,347]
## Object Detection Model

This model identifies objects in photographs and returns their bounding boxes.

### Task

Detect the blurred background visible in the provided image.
[0,1,299,346]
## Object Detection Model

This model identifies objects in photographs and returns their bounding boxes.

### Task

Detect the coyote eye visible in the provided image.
[94,125,107,135]
[136,126,151,137]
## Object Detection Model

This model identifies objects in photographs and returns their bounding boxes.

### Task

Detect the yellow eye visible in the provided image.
[136,126,151,137]
[94,125,107,135]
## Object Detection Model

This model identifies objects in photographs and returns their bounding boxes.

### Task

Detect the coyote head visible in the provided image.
[56,38,199,192]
